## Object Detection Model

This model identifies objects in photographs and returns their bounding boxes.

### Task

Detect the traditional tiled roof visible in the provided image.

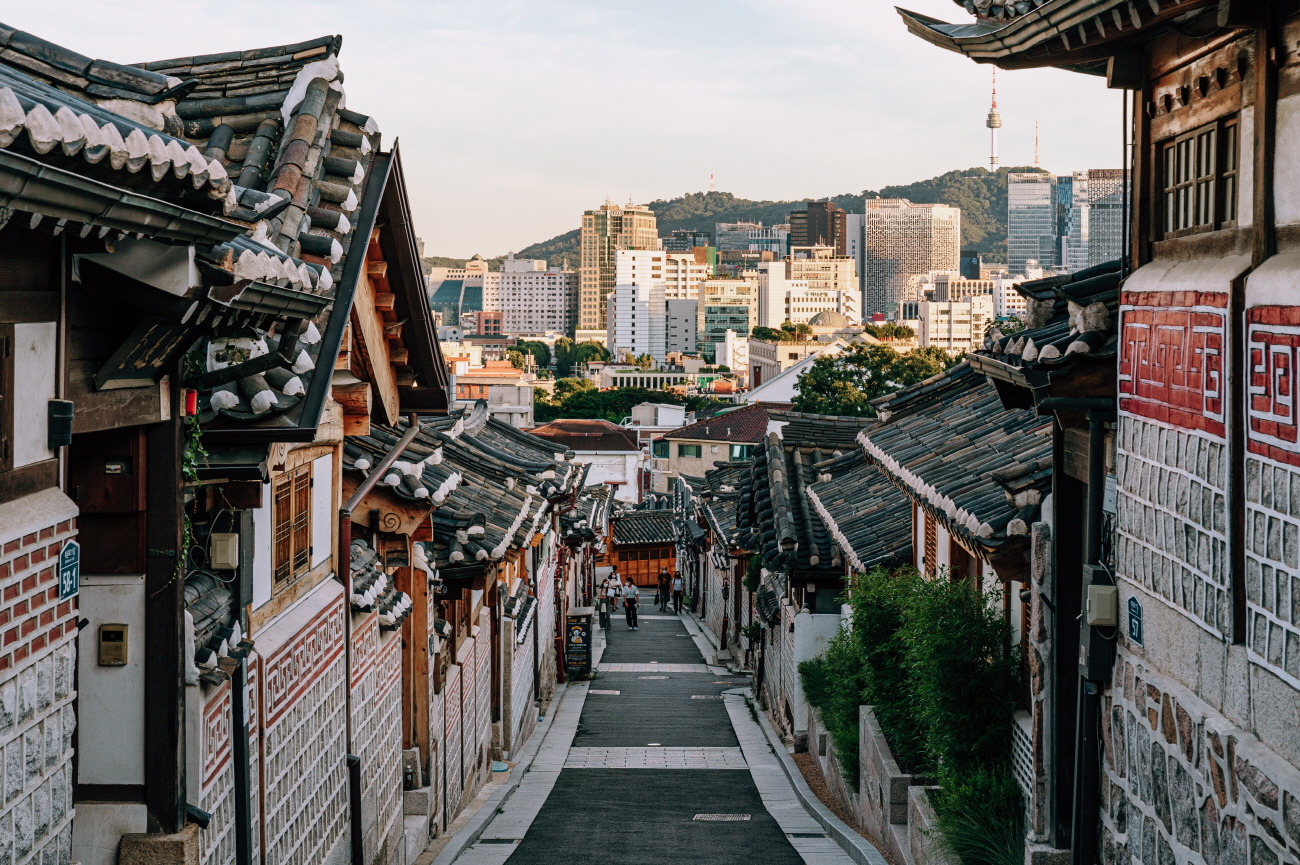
[860,362,1052,562]
[611,510,677,546]
[186,571,253,687]
[0,25,435,441]
[973,261,1121,388]
[348,539,412,631]
[766,409,876,451]
[343,403,583,578]
[528,419,640,453]
[806,451,913,573]
[562,481,611,544]
[658,402,772,444]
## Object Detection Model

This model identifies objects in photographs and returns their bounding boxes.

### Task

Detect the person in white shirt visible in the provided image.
[606,572,622,611]
[671,574,684,614]
[623,582,640,629]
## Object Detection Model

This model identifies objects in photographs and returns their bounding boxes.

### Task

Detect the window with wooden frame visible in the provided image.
[272,464,313,585]
[1160,116,1238,237]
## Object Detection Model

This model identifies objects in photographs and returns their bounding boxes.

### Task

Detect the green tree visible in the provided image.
[864,322,915,341]
[515,340,552,369]
[633,353,655,370]
[556,387,683,422]
[791,344,959,417]
[986,316,1026,340]
[751,326,783,342]
[504,349,527,370]
[554,377,594,401]
[554,339,610,376]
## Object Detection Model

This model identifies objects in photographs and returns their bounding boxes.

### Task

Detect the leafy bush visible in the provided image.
[930,763,1024,865]
[799,626,867,783]
[847,566,929,772]
[901,577,1018,772]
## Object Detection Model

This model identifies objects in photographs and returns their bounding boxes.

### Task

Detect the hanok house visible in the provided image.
[732,411,910,745]
[969,262,1122,860]
[608,508,677,589]
[560,483,614,608]
[341,404,587,828]
[676,462,749,659]
[0,22,461,865]
[527,419,644,504]
[905,2,1300,864]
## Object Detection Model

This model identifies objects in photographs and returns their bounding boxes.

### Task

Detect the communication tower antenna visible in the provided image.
[709,169,716,191]
[986,70,1002,170]
[1034,120,1041,168]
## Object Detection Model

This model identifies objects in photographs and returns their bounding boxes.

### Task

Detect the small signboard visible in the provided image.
[565,607,593,675]
[1127,596,1143,646]
[58,539,80,600]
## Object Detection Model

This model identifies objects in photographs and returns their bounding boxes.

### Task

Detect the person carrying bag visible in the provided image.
[623,582,640,630]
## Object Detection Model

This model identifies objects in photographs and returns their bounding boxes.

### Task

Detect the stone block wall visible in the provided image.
[1099,656,1300,865]
[351,614,403,865]
[0,511,78,864]
[197,682,235,865]
[1115,416,1231,639]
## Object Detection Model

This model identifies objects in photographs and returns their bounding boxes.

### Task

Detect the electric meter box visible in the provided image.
[210,533,239,570]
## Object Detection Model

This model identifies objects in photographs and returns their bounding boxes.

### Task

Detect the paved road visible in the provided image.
[444,613,855,865]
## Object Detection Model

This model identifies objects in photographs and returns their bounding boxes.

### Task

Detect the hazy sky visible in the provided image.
[11,1,1123,258]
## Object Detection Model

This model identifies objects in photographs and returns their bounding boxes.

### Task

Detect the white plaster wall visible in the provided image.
[251,497,272,609]
[12,322,55,468]
[311,453,333,568]
[77,575,145,784]
[1273,94,1300,226]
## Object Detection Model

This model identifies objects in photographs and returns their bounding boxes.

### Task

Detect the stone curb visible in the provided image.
[751,690,890,865]
[429,682,570,865]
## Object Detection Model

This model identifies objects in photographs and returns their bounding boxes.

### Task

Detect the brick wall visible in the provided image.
[198,683,234,865]
[0,514,78,864]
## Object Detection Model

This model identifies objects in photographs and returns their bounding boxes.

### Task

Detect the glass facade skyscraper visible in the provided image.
[1007,173,1058,275]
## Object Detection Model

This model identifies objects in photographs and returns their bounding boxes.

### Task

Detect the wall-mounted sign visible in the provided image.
[58,539,80,600]
[1127,596,1143,646]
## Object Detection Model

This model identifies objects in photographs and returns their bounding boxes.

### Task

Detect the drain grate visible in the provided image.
[477,839,518,844]
[690,695,723,700]
[788,833,826,838]
[638,676,670,679]
[589,689,621,695]
[694,813,751,821]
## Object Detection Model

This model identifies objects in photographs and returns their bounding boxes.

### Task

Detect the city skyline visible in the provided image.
[6,0,1124,259]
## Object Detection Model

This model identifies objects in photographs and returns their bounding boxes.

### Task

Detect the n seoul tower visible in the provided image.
[986,70,1002,170]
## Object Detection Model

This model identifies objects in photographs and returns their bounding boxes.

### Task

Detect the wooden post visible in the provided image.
[401,562,431,762]
[144,365,184,833]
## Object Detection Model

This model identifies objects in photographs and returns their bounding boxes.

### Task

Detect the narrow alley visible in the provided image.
[432,612,865,865]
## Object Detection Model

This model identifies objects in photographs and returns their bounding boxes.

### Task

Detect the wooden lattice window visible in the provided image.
[923,511,937,577]
[1160,117,1238,237]
[273,464,313,585]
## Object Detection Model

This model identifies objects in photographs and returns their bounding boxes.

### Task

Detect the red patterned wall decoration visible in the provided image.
[1119,291,1227,437]
[1248,306,1300,466]
[261,597,345,727]
[203,682,233,789]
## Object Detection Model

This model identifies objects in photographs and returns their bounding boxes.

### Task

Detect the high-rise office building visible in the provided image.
[663,229,712,252]
[1007,173,1059,275]
[1083,169,1127,267]
[663,250,713,299]
[698,275,759,361]
[578,201,660,342]
[858,199,961,316]
[715,222,790,255]
[757,258,860,328]
[789,201,847,255]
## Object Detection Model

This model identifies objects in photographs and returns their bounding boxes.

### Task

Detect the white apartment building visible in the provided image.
[481,254,578,336]
[663,251,712,299]
[918,294,994,354]
[607,249,668,363]
[667,298,698,354]
[756,261,860,328]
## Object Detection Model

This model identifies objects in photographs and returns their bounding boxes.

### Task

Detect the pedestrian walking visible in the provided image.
[606,572,622,611]
[657,571,670,612]
[598,579,611,629]
[671,573,684,614]
[624,581,640,629]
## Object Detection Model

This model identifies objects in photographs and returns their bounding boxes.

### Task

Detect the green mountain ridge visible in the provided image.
[426,166,1046,270]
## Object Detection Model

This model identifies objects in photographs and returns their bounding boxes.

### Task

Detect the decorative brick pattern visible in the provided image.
[1115,415,1230,638]
[1247,306,1300,466]
[1099,659,1300,865]
[351,615,402,865]
[199,683,234,865]
[1119,292,1227,436]
[258,598,347,865]
[0,517,77,865]
[443,663,462,817]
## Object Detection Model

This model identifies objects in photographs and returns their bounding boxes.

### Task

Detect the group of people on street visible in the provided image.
[598,568,685,630]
